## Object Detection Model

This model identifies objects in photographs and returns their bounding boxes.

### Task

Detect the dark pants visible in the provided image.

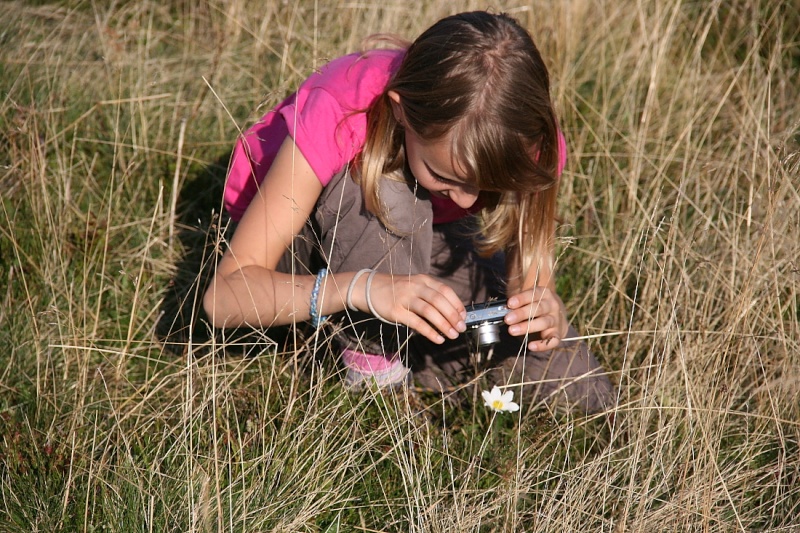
[278,169,615,413]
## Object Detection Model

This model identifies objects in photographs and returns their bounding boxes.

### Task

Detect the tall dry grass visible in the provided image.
[1,0,798,531]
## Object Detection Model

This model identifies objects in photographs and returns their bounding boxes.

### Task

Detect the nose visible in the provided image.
[450,187,479,209]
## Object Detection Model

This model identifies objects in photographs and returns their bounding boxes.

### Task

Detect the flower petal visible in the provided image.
[482,386,521,413]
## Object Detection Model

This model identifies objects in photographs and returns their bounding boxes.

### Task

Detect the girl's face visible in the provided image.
[403,127,480,209]
[389,90,480,209]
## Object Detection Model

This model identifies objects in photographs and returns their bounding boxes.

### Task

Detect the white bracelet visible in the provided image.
[346,268,372,312]
[365,269,395,324]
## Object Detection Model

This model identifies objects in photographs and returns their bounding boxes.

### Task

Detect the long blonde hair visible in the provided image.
[357,12,561,285]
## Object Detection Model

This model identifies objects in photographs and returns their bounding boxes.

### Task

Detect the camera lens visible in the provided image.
[472,323,502,346]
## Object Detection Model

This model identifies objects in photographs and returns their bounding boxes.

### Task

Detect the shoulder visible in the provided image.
[281,49,405,186]
[298,49,405,108]
[315,48,405,79]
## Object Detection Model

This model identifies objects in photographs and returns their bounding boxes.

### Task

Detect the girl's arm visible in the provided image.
[502,256,569,352]
[203,136,324,327]
[203,136,466,343]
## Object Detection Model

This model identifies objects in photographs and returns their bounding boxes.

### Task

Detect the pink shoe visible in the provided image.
[341,349,411,389]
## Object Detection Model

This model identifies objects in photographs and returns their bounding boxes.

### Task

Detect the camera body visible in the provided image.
[464,300,508,346]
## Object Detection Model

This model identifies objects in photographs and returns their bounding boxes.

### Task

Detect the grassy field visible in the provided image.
[1,0,799,531]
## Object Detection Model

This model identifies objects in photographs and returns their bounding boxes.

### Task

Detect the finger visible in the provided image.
[402,311,447,344]
[506,287,545,309]
[408,296,461,339]
[504,300,554,327]
[422,277,466,319]
[527,335,562,352]
[525,315,565,351]
[424,286,467,330]
[507,314,556,337]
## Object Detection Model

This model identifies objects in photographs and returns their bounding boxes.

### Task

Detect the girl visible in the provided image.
[203,11,614,413]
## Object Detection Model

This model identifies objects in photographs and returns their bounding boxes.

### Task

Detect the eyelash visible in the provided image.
[428,167,451,184]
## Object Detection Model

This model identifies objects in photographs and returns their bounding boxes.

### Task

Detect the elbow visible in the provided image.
[202,267,273,329]
[203,278,228,329]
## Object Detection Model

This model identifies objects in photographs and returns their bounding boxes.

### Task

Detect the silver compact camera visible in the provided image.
[464,300,508,346]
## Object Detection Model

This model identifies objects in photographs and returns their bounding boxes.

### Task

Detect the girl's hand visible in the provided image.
[504,287,569,352]
[359,272,467,345]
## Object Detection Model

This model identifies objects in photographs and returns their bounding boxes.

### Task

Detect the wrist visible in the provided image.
[346,269,371,313]
[364,270,393,323]
[310,268,329,327]
[345,269,393,324]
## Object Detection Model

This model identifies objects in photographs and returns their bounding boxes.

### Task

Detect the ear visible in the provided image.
[387,90,403,122]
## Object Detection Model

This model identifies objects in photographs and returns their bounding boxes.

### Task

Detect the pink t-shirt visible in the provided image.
[224,49,403,221]
[223,49,567,223]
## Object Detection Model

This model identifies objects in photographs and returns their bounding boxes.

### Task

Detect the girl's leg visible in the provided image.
[409,330,614,414]
[408,220,615,414]
[277,169,434,386]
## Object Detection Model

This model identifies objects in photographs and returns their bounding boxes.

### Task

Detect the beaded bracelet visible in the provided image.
[310,268,328,328]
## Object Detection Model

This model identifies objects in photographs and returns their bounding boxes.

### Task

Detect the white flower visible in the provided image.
[482,386,520,413]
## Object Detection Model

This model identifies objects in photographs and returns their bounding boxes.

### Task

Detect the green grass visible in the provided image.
[1,0,799,531]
